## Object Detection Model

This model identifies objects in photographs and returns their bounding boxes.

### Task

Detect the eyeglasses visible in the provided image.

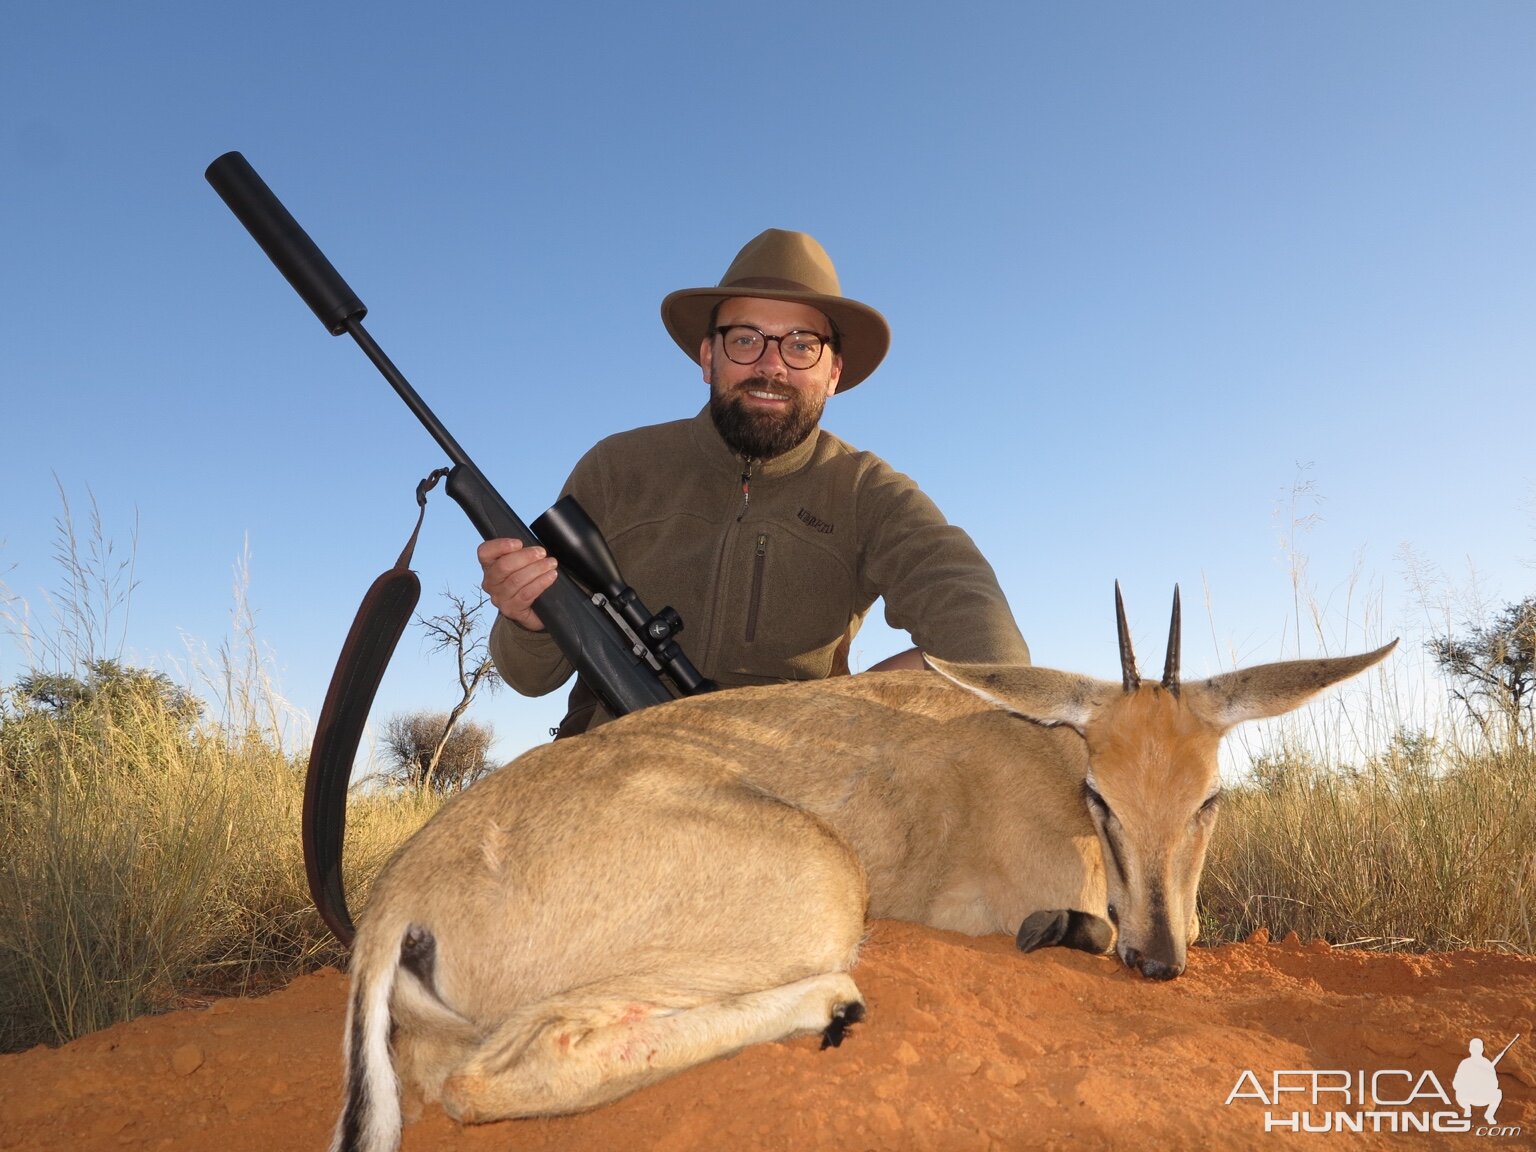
[713,325,832,370]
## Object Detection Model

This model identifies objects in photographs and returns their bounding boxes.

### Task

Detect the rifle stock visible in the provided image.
[441,460,675,714]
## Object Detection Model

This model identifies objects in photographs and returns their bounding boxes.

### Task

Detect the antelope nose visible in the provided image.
[1120,947,1183,981]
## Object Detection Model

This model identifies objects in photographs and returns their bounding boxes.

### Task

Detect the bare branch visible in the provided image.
[1428,595,1536,749]
[405,587,505,792]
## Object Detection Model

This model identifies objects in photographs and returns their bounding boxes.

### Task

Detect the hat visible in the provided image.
[661,229,890,392]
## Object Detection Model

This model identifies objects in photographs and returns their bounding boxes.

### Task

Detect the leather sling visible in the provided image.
[303,470,447,947]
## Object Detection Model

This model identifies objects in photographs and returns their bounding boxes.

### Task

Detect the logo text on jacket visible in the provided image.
[797,508,834,534]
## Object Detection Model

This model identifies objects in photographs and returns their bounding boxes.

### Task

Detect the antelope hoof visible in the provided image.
[820,1000,866,1050]
[1017,910,1114,955]
[1017,910,1069,951]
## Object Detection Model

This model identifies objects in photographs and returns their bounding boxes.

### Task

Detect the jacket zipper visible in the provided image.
[737,458,754,521]
[745,532,768,643]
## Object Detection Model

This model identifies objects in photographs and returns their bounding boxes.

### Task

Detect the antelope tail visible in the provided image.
[330,936,403,1152]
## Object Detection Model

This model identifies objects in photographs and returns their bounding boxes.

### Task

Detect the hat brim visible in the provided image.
[661,287,890,393]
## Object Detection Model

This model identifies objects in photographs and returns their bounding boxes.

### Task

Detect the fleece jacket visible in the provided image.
[491,406,1029,731]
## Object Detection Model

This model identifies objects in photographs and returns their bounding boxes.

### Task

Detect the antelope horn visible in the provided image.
[1115,581,1140,693]
[1161,584,1182,696]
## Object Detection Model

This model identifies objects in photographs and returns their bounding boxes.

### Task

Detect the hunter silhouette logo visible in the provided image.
[1224,1032,1522,1136]
[1455,1034,1520,1125]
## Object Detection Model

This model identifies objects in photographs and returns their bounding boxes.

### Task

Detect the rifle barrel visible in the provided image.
[343,317,474,472]
[1491,1033,1520,1065]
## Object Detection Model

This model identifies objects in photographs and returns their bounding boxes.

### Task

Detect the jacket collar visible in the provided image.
[688,403,822,480]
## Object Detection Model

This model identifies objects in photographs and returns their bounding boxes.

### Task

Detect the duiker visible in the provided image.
[332,586,1393,1152]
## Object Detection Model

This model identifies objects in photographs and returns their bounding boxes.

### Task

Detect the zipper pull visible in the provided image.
[745,531,769,644]
[737,458,754,521]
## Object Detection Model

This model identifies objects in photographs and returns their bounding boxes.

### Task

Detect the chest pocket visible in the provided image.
[734,525,858,678]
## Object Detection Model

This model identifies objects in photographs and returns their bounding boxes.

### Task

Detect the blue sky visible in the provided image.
[3,2,1533,767]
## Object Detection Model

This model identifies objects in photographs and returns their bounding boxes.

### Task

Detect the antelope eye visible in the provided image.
[1084,784,1112,819]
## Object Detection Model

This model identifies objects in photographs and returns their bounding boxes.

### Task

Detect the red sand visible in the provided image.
[2,922,1531,1151]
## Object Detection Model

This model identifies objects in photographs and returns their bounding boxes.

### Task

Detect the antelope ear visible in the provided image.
[1182,641,1397,730]
[925,656,1120,733]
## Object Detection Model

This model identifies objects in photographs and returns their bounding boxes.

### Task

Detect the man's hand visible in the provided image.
[478,538,558,631]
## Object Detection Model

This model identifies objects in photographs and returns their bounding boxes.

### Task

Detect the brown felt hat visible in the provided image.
[661,229,890,393]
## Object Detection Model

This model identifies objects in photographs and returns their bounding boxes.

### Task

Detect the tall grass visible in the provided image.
[0,673,439,1052]
[1202,738,1535,951]
[0,666,439,1056]
[1199,475,1534,952]
[0,496,439,1051]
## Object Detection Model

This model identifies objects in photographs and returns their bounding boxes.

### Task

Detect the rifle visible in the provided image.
[205,151,711,945]
[1490,1033,1520,1066]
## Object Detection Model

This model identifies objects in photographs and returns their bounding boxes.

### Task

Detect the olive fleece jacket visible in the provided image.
[491,406,1029,728]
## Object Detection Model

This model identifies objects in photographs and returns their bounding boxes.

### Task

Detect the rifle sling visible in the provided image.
[303,470,447,948]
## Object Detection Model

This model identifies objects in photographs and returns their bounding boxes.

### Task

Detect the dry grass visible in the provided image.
[1201,737,1535,952]
[0,494,435,1051]
[0,674,440,1052]
[1199,482,1534,953]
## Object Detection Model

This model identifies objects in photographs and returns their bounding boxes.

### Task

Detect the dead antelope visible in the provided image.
[332,586,1394,1152]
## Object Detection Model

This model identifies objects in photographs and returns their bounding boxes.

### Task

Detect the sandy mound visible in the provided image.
[2,922,1531,1151]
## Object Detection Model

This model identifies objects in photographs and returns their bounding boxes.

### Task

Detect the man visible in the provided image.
[480,228,1028,735]
[1453,1036,1509,1125]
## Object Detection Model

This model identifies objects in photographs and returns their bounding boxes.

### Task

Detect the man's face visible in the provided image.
[701,297,843,460]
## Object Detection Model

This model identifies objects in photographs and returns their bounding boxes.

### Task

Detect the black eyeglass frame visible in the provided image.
[711,324,834,369]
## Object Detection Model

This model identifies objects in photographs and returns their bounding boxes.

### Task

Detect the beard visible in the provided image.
[708,375,827,461]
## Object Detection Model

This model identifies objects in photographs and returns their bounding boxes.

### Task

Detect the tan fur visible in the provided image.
[1080,688,1226,970]
[332,634,1396,1152]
